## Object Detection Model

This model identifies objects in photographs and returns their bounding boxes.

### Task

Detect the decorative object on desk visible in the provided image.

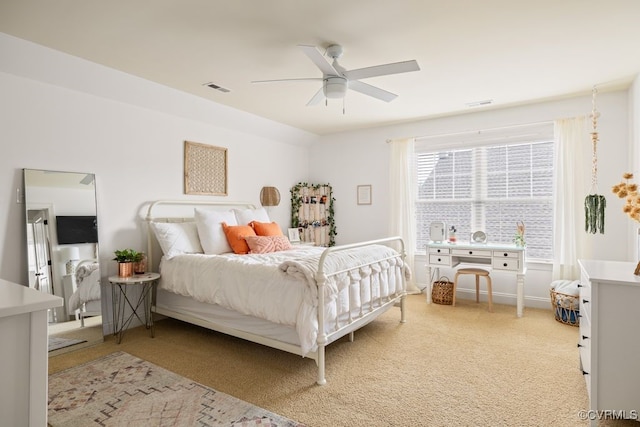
[430,221,446,242]
[471,230,487,244]
[584,86,606,234]
[113,248,143,278]
[60,246,80,275]
[611,172,640,274]
[448,225,457,243]
[260,186,280,207]
[431,276,454,305]
[184,140,228,196]
[514,221,526,247]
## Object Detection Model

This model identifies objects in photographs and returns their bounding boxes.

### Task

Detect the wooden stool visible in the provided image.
[453,267,493,312]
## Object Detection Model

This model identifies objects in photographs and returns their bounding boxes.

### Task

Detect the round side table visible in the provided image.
[108,272,160,344]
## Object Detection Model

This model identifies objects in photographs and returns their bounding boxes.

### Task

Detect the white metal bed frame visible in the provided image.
[73,258,102,327]
[145,200,407,385]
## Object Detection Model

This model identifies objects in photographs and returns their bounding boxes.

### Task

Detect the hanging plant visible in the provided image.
[584,86,606,234]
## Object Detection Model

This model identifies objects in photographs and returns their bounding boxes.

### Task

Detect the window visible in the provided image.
[415,124,554,260]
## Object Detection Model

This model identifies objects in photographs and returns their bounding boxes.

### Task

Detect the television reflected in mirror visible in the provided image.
[23,168,103,354]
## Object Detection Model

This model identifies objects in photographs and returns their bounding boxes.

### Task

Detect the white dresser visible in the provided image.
[0,279,63,426]
[578,259,640,425]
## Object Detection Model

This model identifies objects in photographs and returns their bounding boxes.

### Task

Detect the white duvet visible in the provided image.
[69,264,101,311]
[159,244,405,355]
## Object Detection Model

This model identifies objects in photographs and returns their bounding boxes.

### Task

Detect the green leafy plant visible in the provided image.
[113,248,143,263]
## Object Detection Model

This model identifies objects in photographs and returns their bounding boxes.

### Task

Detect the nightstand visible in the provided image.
[108,272,160,344]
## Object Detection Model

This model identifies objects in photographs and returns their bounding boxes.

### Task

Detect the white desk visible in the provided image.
[0,279,63,426]
[426,241,527,316]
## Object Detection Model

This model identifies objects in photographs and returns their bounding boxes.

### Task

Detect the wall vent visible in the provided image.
[203,82,230,93]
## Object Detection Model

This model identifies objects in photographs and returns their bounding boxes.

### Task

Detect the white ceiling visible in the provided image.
[2,0,640,136]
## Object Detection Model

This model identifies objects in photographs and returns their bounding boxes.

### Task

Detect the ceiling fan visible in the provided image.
[252,44,420,106]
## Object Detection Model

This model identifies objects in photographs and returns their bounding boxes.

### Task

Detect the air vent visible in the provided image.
[466,99,493,108]
[203,82,230,93]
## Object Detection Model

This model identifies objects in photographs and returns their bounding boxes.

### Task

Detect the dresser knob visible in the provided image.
[582,370,589,376]
[503,263,508,267]
[437,258,441,262]
[437,249,441,253]
[503,253,508,257]
[577,283,582,288]
[577,343,583,348]
[582,335,589,340]
[468,251,473,255]
[583,299,589,304]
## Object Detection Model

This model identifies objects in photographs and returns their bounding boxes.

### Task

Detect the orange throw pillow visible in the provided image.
[250,221,284,236]
[221,222,256,254]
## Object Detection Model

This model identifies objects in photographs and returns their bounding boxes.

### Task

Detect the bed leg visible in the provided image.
[317,345,327,385]
[349,331,354,342]
[400,295,407,324]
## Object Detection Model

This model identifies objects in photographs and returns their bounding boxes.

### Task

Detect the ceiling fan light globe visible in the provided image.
[323,76,348,99]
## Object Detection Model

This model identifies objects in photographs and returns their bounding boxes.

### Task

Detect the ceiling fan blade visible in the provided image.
[251,77,322,84]
[344,60,420,81]
[306,87,325,106]
[349,80,397,102]
[298,44,339,76]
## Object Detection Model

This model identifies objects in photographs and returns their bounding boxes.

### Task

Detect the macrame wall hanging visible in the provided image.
[585,86,606,234]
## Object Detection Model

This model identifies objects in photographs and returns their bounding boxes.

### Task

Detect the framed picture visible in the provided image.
[357,185,372,205]
[288,228,301,243]
[184,140,228,195]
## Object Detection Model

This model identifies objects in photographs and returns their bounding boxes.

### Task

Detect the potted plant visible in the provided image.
[113,248,142,277]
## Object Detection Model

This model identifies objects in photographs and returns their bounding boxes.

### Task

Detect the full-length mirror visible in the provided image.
[23,169,103,354]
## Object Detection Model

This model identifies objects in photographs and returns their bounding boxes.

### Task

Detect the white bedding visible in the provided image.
[158,244,405,355]
[69,263,101,312]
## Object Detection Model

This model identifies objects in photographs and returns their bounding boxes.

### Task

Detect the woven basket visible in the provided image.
[432,276,454,305]
[549,288,580,326]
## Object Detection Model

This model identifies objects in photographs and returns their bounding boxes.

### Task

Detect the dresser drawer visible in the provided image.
[451,248,492,257]
[492,258,519,271]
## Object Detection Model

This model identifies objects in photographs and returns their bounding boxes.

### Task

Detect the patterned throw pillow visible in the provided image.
[245,235,292,254]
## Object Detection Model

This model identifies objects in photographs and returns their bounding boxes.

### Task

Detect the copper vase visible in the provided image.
[118,262,134,278]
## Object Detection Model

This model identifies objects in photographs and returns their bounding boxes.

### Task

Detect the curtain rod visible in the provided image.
[386,119,554,143]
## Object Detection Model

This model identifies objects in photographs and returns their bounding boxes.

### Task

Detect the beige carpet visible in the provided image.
[49,294,638,427]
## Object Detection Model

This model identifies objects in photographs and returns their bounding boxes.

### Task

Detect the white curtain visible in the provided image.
[389,137,419,293]
[553,117,593,280]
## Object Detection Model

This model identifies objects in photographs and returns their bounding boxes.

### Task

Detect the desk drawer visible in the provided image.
[493,250,520,259]
[492,258,519,270]
[429,254,451,266]
[428,247,451,255]
[451,248,492,257]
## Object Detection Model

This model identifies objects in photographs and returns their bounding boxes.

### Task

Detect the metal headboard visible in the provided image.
[144,200,256,270]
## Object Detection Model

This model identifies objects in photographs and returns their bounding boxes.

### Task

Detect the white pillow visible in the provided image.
[195,208,237,254]
[233,207,270,225]
[150,221,203,259]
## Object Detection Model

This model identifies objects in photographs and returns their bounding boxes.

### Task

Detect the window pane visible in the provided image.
[416,139,554,260]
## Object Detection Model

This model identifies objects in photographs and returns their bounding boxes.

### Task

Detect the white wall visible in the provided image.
[311,90,635,308]
[0,34,318,332]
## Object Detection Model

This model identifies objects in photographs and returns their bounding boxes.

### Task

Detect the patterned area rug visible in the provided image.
[48,336,86,352]
[48,351,305,426]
